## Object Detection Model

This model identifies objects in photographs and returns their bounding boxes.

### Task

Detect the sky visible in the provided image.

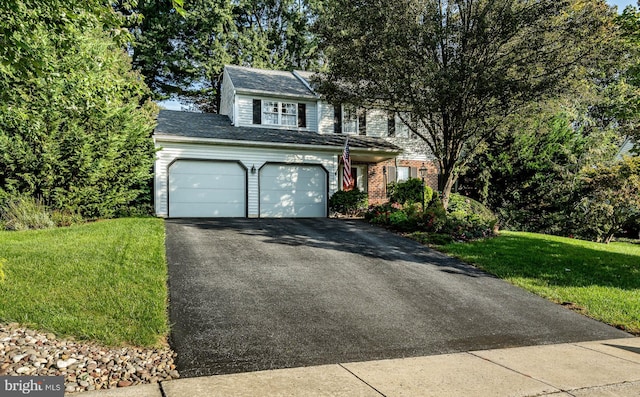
[159,0,640,111]
[608,0,638,11]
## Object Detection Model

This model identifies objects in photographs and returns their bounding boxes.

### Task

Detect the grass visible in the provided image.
[0,218,168,347]
[438,231,640,335]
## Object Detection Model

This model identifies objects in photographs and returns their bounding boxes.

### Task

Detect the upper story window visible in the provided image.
[253,99,306,128]
[262,100,297,126]
[395,113,411,138]
[343,106,359,134]
[334,104,366,135]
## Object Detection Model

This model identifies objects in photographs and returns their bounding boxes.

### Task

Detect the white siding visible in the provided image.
[219,71,236,123]
[366,109,388,138]
[235,94,318,132]
[384,137,433,161]
[154,140,338,218]
[318,101,335,135]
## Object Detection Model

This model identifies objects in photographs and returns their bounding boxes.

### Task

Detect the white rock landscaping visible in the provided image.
[0,323,179,393]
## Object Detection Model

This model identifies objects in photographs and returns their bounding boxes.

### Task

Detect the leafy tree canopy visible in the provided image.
[315,0,619,208]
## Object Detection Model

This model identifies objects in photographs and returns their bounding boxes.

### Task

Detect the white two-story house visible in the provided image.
[153,65,437,218]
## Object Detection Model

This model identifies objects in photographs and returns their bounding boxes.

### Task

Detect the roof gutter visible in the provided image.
[153,134,401,156]
[235,88,319,101]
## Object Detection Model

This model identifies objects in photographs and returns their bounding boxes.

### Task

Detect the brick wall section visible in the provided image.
[367,160,439,205]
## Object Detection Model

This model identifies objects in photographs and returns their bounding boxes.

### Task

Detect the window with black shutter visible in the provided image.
[334,105,342,134]
[358,109,367,136]
[252,99,262,124]
[297,103,306,128]
[388,112,396,137]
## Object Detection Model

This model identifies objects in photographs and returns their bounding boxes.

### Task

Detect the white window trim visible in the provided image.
[263,100,297,126]
[342,105,359,135]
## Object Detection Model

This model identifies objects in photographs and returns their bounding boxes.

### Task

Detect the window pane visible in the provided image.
[263,101,279,125]
[343,106,358,134]
[281,115,296,126]
[282,103,297,115]
[396,113,410,138]
[397,166,410,182]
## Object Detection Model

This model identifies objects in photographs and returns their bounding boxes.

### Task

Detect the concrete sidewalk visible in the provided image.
[80,337,640,396]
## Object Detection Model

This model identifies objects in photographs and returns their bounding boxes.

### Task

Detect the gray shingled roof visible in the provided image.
[154,110,401,152]
[225,65,317,99]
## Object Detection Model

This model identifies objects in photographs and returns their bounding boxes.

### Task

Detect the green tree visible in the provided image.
[0,0,157,218]
[460,106,621,234]
[315,0,618,209]
[132,0,325,112]
[573,156,640,243]
[612,4,640,147]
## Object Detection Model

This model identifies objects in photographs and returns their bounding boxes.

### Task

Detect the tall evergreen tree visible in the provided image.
[0,0,157,218]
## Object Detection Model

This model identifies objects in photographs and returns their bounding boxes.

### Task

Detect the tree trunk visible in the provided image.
[439,168,457,210]
[603,228,616,244]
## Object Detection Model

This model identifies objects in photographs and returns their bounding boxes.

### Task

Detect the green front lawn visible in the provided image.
[0,218,168,347]
[439,231,640,335]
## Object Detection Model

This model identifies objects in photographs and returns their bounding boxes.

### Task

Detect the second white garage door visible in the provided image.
[260,164,327,218]
[169,160,246,217]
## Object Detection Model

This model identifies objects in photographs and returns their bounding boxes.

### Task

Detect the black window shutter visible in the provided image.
[358,109,367,136]
[334,105,342,134]
[388,112,395,137]
[252,99,262,124]
[387,166,396,183]
[297,103,306,127]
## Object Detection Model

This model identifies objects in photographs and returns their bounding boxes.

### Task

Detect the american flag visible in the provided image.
[342,137,353,191]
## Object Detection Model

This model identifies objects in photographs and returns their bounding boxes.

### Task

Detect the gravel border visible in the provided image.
[0,323,178,394]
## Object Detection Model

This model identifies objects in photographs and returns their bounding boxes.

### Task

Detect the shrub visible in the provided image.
[387,178,433,205]
[51,210,84,228]
[571,157,640,243]
[442,193,498,241]
[329,189,368,216]
[1,196,55,231]
[366,191,497,242]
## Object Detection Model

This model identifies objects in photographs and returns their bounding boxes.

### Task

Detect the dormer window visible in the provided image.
[253,99,306,128]
[263,100,297,126]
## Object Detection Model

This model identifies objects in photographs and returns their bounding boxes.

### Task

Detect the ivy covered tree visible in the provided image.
[132,0,326,112]
[0,0,157,218]
[315,0,618,209]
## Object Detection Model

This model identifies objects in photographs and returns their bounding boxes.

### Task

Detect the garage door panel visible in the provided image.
[170,188,246,203]
[170,174,244,190]
[169,160,246,218]
[260,164,326,218]
[169,203,245,218]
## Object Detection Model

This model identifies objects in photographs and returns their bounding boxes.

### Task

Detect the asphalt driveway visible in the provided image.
[165,218,629,378]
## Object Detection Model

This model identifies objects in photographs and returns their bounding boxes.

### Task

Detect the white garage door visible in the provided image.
[260,164,327,218]
[169,160,246,217]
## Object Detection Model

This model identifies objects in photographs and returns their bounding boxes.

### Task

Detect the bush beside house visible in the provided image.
[359,179,498,244]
